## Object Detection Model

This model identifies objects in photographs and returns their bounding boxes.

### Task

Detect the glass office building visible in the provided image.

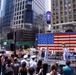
[1,0,14,37]
[32,0,46,33]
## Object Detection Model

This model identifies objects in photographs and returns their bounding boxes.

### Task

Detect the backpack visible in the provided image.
[5,65,14,74]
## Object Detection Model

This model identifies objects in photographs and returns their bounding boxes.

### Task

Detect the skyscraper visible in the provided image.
[51,0,76,32]
[11,0,33,30]
[32,0,47,33]
[0,0,1,11]
[1,0,14,38]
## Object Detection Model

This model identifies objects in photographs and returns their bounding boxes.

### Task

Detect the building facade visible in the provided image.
[11,0,33,30]
[51,0,76,32]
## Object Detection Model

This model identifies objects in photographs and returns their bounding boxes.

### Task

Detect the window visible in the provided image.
[20,11,21,14]
[17,17,18,19]
[53,26,55,29]
[19,16,21,19]
[61,20,63,23]
[15,13,16,16]
[56,21,58,24]
[22,11,24,14]
[19,21,20,24]
[20,2,22,5]
[68,0,71,2]
[18,3,19,6]
[14,22,15,25]
[22,15,23,18]
[53,23,55,24]
[22,20,23,23]
[56,16,58,19]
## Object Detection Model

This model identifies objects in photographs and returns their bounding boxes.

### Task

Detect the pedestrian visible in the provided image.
[36,59,42,74]
[19,62,27,75]
[21,55,29,68]
[38,63,48,75]
[1,54,8,75]
[62,61,73,75]
[46,64,58,75]
[55,62,61,75]
[30,55,37,70]
[14,57,20,75]
[62,44,69,61]
[28,67,35,75]
[5,59,14,75]
[0,54,2,74]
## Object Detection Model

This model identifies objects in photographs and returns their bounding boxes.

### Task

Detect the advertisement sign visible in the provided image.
[46,11,51,24]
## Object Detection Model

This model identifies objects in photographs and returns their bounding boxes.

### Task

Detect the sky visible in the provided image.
[45,0,51,12]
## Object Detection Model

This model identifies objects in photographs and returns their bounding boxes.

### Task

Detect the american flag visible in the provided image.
[37,33,76,53]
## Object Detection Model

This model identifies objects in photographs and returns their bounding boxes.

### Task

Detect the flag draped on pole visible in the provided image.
[37,33,76,52]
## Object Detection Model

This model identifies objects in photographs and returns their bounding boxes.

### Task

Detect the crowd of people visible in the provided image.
[0,50,74,75]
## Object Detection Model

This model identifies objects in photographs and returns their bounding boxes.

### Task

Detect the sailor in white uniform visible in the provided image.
[44,47,49,61]
[63,45,69,61]
[21,55,29,68]
[30,55,37,69]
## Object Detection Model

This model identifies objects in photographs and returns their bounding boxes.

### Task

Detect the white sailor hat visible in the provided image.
[31,55,36,58]
[23,55,28,59]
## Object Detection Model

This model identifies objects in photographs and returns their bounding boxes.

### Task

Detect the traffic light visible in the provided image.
[7,32,14,40]
[10,44,16,51]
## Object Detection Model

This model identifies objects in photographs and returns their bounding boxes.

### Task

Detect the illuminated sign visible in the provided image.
[46,11,51,24]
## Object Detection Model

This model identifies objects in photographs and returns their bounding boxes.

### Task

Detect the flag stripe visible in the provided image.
[38,46,75,50]
[54,40,76,44]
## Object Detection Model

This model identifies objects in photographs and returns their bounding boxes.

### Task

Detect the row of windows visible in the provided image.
[53,18,73,24]
[15,1,25,7]
[14,11,24,16]
[15,6,26,11]
[14,20,23,25]
[14,15,23,20]
[13,25,23,29]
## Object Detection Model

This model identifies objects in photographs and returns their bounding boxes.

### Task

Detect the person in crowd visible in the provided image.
[48,64,58,75]
[5,59,14,75]
[36,59,42,74]
[30,55,37,70]
[14,57,20,75]
[38,63,48,75]
[62,44,69,61]
[19,61,27,75]
[28,67,35,75]
[0,54,2,74]
[1,53,8,75]
[62,61,73,75]
[55,62,61,75]
[21,55,29,68]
